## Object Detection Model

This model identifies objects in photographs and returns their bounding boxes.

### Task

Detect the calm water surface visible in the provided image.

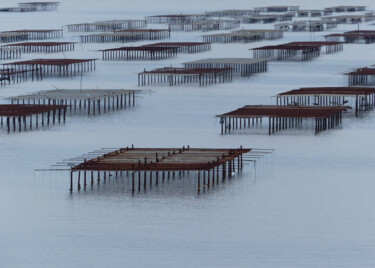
[1,0,375,267]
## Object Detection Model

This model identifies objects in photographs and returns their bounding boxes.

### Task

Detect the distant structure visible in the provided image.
[297,9,328,17]
[3,42,75,53]
[101,46,178,61]
[142,42,211,53]
[146,14,207,24]
[80,33,145,43]
[0,6,37,12]
[168,19,240,32]
[66,20,147,32]
[0,2,60,12]
[251,41,343,61]
[205,9,255,17]
[326,31,375,43]
[138,67,233,87]
[202,29,283,43]
[18,2,60,11]
[254,6,299,12]
[242,13,294,24]
[275,20,337,31]
[1,29,63,40]
[115,29,170,39]
[324,6,366,13]
[323,14,374,24]
[183,58,268,77]
[80,29,170,43]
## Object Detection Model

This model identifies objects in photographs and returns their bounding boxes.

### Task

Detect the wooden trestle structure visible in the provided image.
[252,45,320,61]
[203,33,261,43]
[18,2,60,11]
[101,46,178,61]
[142,42,211,53]
[0,6,38,12]
[234,30,284,40]
[115,29,170,40]
[284,42,343,54]
[297,9,326,17]
[80,29,170,43]
[276,87,375,113]
[254,6,299,12]
[345,67,375,86]
[242,14,294,24]
[168,19,240,32]
[79,33,144,43]
[325,6,366,12]
[183,58,267,77]
[202,30,283,43]
[9,89,140,115]
[205,9,255,17]
[0,68,41,86]
[0,33,28,43]
[0,48,22,60]
[3,42,75,53]
[0,104,67,133]
[68,146,254,193]
[1,29,63,40]
[251,42,343,61]
[323,15,371,25]
[138,67,233,87]
[275,20,337,32]
[217,105,348,135]
[66,20,147,32]
[146,15,207,24]
[3,58,96,78]
[326,31,375,44]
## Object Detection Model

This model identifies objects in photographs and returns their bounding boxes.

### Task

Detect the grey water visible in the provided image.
[1,0,375,267]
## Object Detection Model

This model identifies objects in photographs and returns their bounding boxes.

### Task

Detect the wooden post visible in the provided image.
[70,172,73,192]
[197,171,201,193]
[132,172,135,193]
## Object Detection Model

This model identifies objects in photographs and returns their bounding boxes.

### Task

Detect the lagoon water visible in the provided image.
[1,0,375,267]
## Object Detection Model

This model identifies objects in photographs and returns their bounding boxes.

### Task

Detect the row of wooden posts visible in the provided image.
[69,155,245,193]
[220,114,343,135]
[203,34,263,43]
[267,115,342,135]
[6,61,95,79]
[0,34,28,43]
[184,61,267,77]
[7,43,75,53]
[253,48,321,61]
[276,95,375,112]
[348,74,375,87]
[168,20,240,32]
[102,47,178,61]
[0,68,42,86]
[0,48,22,60]
[220,117,263,134]
[0,108,67,133]
[11,92,136,115]
[66,20,147,32]
[138,70,233,87]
